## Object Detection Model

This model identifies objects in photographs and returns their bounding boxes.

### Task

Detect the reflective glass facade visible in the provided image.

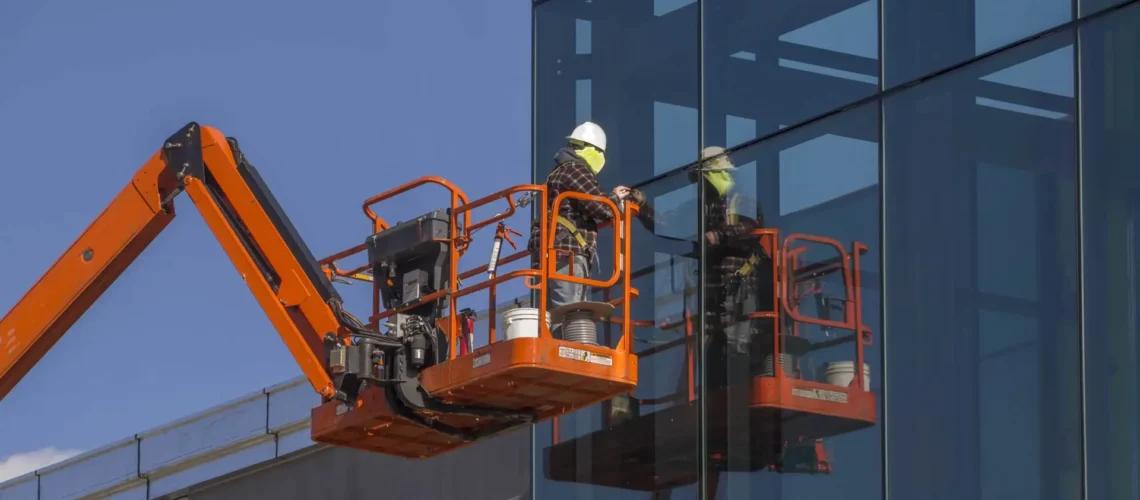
[531,0,1140,499]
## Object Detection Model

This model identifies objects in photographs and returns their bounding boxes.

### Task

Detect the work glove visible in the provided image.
[628,188,646,205]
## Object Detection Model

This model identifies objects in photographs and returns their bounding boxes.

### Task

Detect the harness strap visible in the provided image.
[543,161,591,248]
[555,215,589,247]
[737,254,762,277]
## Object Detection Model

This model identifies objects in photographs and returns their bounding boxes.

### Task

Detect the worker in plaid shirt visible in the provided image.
[527,121,630,338]
[629,146,771,390]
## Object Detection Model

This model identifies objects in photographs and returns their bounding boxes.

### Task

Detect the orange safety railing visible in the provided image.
[537,191,637,354]
[550,251,683,444]
[316,176,642,363]
[769,233,871,390]
[361,176,471,234]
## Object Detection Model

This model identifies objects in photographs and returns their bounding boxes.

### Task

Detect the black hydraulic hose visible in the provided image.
[426,323,441,365]
[385,384,477,442]
[416,387,538,422]
[328,298,402,348]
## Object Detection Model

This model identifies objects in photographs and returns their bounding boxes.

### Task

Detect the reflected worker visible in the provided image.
[628,146,772,390]
[527,121,629,337]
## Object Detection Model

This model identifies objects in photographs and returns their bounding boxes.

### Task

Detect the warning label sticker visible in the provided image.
[472,353,491,369]
[558,346,613,367]
[792,387,848,404]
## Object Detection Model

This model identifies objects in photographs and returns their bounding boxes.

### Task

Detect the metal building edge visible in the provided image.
[0,293,536,500]
[0,376,326,500]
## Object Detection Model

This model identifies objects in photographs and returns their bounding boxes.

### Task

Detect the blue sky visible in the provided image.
[0,0,530,478]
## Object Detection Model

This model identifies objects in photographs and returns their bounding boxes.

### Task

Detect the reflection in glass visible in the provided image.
[883,28,1080,500]
[1082,0,1132,17]
[884,0,1071,87]
[704,0,879,146]
[536,170,700,499]
[533,2,700,497]
[1081,4,1140,499]
[533,0,699,186]
[693,103,882,499]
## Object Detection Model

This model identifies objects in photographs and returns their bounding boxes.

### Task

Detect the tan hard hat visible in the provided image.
[698,146,736,171]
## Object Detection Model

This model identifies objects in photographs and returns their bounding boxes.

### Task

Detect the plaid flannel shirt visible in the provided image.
[636,182,766,313]
[702,189,764,302]
[528,148,622,267]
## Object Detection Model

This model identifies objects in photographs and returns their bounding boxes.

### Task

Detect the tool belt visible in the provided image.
[723,250,771,303]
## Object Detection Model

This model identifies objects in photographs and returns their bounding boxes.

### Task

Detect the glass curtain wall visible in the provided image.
[696,103,883,500]
[532,0,1140,499]
[533,0,885,498]
[701,0,882,497]
[1081,3,1140,499]
[883,0,1070,87]
[882,26,1082,500]
[533,1,702,498]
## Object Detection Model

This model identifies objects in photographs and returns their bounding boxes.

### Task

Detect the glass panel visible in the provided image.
[534,169,699,499]
[884,0,1071,87]
[1080,4,1140,499]
[883,28,1080,500]
[533,2,700,497]
[1082,0,1131,18]
[533,0,699,186]
[704,0,879,146]
[695,101,881,499]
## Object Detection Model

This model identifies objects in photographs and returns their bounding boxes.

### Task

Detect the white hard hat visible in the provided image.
[698,146,735,171]
[568,121,607,152]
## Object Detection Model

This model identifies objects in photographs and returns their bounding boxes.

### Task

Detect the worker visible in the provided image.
[527,121,629,337]
[627,146,770,390]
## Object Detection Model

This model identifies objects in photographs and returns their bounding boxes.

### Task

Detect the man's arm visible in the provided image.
[560,162,622,223]
[628,188,660,233]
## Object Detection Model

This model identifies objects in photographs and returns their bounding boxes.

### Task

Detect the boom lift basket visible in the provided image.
[310,179,643,458]
[542,229,876,492]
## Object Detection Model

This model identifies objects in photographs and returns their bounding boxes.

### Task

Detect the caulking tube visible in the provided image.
[458,312,475,355]
[465,315,475,354]
[487,233,503,279]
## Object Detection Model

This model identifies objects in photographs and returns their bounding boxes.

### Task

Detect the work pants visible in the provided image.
[704,270,777,391]
[547,252,593,339]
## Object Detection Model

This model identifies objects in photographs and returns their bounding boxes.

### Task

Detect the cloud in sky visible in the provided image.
[0,447,84,483]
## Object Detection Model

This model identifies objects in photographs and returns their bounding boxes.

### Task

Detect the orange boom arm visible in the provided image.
[0,122,389,402]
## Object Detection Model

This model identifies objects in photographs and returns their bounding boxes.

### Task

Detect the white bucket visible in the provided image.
[501,308,551,341]
[823,361,871,391]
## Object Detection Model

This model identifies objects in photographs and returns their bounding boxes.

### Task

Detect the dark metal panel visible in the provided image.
[186,427,532,500]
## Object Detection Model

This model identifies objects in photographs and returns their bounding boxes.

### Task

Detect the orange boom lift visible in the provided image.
[0,122,641,458]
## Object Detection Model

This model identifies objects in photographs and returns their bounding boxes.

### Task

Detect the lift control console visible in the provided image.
[366,208,456,315]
